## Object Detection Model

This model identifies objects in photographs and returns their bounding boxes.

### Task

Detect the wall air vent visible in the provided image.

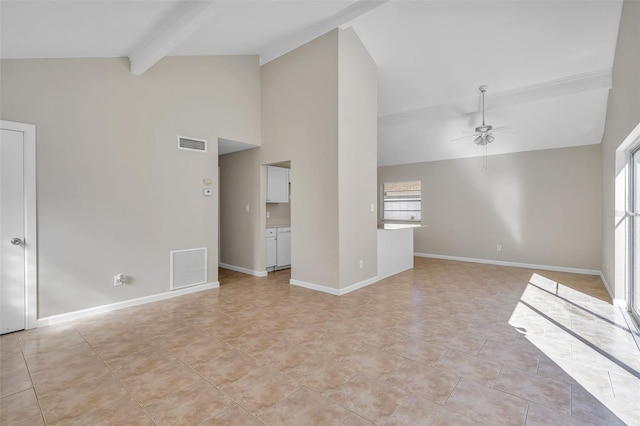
[177,136,207,153]
[170,247,207,290]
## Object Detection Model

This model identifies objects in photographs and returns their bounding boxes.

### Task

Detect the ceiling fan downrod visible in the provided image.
[475,85,492,134]
[480,85,488,126]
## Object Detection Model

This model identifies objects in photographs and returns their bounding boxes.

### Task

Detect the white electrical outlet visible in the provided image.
[496,245,502,252]
[266,211,270,218]
[114,273,124,286]
[245,204,250,212]
[370,203,375,212]
[359,259,364,269]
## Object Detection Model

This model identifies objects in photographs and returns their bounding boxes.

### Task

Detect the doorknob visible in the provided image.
[10,238,23,245]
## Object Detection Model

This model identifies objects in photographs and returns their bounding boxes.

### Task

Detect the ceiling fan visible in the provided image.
[452,85,508,168]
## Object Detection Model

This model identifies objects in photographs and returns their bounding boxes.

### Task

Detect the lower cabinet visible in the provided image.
[266,227,291,270]
[276,227,291,268]
[266,229,277,268]
[267,229,278,268]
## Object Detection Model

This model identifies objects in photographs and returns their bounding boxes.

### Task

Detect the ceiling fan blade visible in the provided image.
[491,126,510,132]
[451,133,479,141]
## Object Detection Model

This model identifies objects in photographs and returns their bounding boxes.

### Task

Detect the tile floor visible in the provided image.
[1,258,639,425]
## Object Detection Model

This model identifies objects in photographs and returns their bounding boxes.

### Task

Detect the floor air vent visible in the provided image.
[178,136,207,153]
[170,247,207,290]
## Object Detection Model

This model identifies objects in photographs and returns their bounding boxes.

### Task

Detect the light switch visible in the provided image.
[245,204,250,212]
[203,178,212,185]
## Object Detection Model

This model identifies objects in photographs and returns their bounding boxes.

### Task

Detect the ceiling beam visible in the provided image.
[259,0,388,65]
[379,68,613,127]
[129,0,218,76]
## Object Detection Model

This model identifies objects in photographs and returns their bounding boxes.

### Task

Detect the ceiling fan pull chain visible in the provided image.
[483,143,488,169]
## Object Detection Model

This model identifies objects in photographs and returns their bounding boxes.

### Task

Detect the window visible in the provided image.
[629,145,640,324]
[382,180,422,222]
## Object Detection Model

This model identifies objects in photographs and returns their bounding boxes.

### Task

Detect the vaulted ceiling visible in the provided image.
[0,0,623,165]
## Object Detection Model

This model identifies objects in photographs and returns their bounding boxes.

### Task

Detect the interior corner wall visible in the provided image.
[219,148,264,274]
[338,28,378,288]
[0,55,261,317]
[261,30,341,289]
[601,0,640,300]
[378,145,602,270]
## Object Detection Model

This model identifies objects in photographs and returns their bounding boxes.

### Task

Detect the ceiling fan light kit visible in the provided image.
[452,84,508,169]
[474,133,495,145]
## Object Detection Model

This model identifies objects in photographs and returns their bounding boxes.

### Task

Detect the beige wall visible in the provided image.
[601,0,640,299]
[338,28,378,287]
[379,145,602,270]
[266,201,291,227]
[1,56,261,317]
[219,148,263,274]
[261,30,341,289]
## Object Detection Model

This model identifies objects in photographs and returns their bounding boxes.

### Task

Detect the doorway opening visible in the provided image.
[218,138,264,279]
[265,161,291,273]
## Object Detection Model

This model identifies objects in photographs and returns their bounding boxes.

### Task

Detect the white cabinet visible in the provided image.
[266,226,291,270]
[266,228,277,268]
[276,227,291,268]
[266,166,289,203]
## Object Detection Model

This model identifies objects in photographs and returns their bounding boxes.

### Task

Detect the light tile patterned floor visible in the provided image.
[1,258,639,425]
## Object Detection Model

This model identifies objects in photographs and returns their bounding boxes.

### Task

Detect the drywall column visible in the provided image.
[338,28,378,288]
[261,30,340,290]
[261,28,378,292]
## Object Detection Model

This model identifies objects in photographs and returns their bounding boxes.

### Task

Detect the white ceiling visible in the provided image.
[169,1,357,57]
[0,1,180,59]
[0,0,624,166]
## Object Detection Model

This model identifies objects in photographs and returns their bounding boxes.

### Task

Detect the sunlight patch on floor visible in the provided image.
[508,273,640,425]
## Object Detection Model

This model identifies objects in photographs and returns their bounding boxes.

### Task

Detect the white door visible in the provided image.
[266,237,277,268]
[1,128,26,334]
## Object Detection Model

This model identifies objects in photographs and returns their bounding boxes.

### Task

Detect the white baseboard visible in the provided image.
[36,281,219,328]
[290,279,341,295]
[290,276,379,296]
[219,263,267,277]
[414,252,601,276]
[378,266,413,281]
[598,271,618,304]
[339,276,379,295]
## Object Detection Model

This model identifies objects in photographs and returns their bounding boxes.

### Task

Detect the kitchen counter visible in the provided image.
[377,225,421,280]
[267,224,290,229]
[378,223,425,230]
